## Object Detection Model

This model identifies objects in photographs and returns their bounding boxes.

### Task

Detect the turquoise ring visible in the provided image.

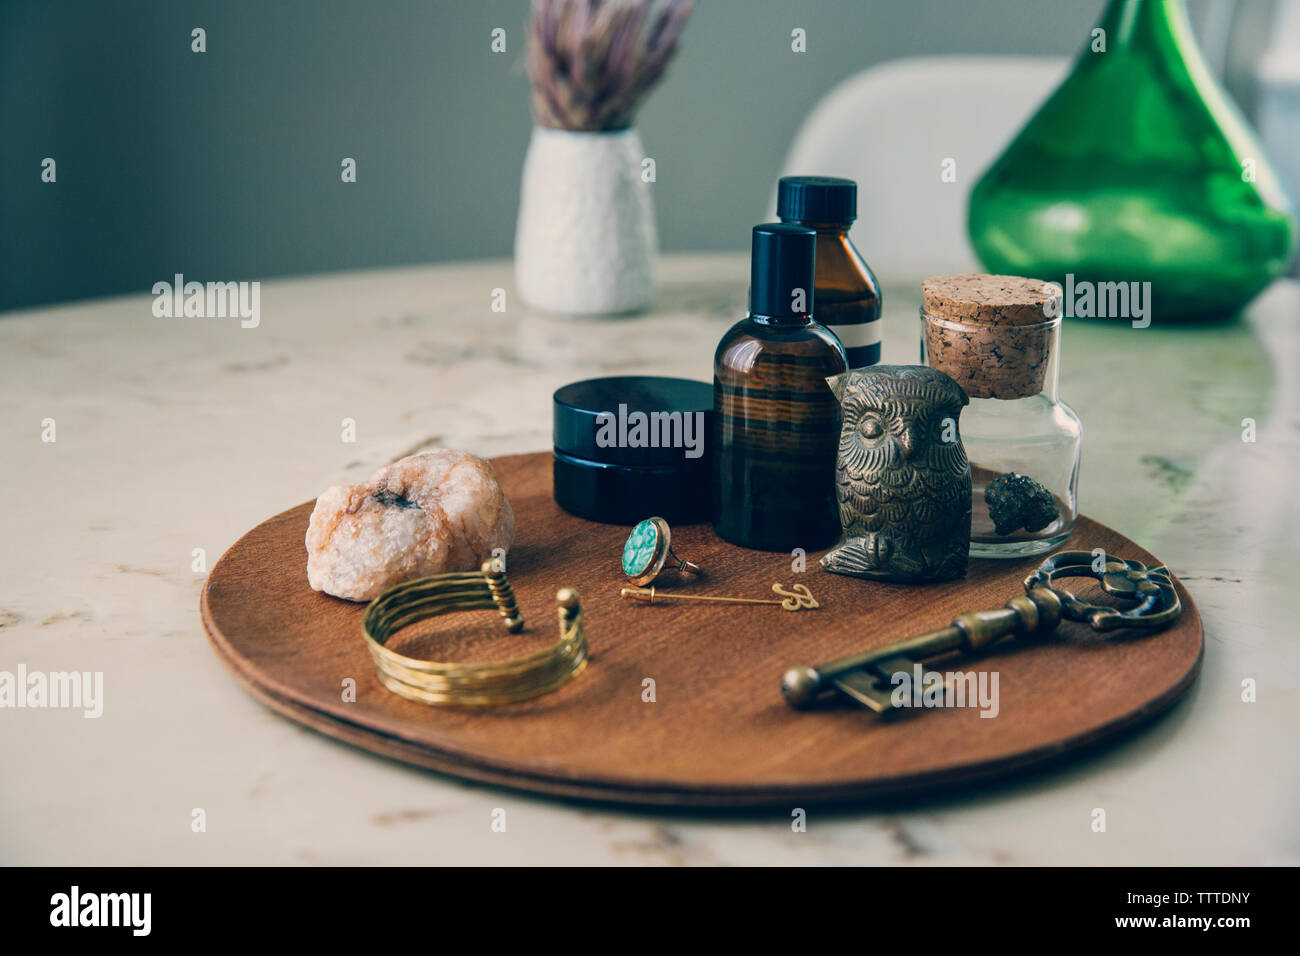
[622,516,703,587]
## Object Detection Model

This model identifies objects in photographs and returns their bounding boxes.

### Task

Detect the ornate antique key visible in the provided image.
[781,551,1181,713]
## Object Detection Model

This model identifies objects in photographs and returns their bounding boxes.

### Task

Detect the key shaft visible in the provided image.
[782,588,1063,709]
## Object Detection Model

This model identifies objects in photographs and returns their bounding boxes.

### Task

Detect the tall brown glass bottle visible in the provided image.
[778,176,882,369]
[714,223,848,552]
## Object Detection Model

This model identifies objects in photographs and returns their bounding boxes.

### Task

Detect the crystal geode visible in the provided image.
[305,450,514,602]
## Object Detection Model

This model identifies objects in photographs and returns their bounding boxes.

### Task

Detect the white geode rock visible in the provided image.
[305,450,515,602]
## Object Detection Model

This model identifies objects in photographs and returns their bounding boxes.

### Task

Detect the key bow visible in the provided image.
[1026,550,1180,631]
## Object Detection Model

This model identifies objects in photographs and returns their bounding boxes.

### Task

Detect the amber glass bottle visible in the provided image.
[714,224,848,551]
[778,176,882,368]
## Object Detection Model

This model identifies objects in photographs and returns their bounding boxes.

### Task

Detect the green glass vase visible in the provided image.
[969,0,1297,322]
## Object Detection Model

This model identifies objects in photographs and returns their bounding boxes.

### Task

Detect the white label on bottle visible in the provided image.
[825,320,882,349]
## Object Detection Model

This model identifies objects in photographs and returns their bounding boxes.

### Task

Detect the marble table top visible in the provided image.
[1,254,1296,865]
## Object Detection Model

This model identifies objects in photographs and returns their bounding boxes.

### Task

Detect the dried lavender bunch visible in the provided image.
[527,0,694,132]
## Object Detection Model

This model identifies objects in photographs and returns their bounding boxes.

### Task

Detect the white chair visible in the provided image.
[779,55,1071,280]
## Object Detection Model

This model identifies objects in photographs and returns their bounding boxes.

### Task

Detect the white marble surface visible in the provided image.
[1,254,1296,865]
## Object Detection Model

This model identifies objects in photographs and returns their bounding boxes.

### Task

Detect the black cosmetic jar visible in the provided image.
[552,376,713,525]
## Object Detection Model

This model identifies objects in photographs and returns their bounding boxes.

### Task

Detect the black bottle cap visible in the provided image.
[777,175,857,225]
[750,222,816,319]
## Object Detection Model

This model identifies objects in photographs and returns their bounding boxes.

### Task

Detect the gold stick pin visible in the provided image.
[619,582,818,612]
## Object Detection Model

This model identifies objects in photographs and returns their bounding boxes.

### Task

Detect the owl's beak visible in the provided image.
[898,426,919,458]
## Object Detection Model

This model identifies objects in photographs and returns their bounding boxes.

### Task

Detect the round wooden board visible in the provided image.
[201,452,1203,807]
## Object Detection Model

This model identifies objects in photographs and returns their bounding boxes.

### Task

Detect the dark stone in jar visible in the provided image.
[985,472,1059,535]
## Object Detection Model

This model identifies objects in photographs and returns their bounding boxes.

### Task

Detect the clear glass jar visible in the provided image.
[920,307,1081,558]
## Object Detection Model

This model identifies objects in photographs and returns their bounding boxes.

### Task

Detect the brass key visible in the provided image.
[781,550,1181,713]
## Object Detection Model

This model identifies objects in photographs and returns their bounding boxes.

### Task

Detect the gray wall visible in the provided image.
[2,0,1201,311]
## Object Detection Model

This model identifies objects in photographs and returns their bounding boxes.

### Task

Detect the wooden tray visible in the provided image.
[201,452,1203,807]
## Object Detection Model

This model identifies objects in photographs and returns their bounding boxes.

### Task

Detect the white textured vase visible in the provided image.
[515,126,657,315]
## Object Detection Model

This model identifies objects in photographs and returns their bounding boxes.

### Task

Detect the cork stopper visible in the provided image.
[921,274,1057,399]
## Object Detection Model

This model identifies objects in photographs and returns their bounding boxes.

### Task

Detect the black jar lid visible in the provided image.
[777,175,857,225]
[553,375,713,467]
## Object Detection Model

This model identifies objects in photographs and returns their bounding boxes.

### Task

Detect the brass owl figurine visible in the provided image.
[821,365,972,582]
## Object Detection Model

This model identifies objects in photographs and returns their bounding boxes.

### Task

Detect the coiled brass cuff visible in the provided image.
[361,560,587,707]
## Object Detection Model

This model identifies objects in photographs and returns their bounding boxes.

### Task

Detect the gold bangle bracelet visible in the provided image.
[361,560,588,707]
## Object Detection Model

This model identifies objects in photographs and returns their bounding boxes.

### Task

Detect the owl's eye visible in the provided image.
[858,415,884,440]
